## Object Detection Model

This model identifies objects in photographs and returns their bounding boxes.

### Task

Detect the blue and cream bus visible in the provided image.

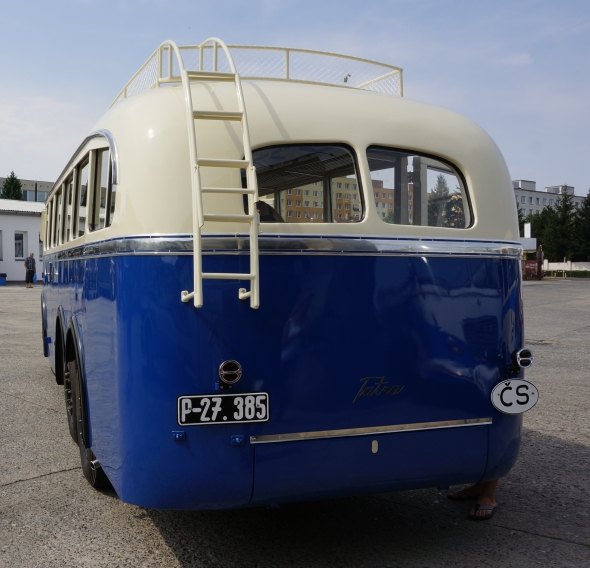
[40,38,534,509]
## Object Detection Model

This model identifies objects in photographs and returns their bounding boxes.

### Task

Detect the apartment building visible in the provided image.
[275,176,361,222]
[513,180,584,215]
[372,179,414,222]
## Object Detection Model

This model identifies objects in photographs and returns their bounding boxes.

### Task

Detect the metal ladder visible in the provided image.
[159,38,260,309]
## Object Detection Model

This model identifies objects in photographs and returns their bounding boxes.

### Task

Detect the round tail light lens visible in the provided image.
[219,360,242,384]
[514,348,534,369]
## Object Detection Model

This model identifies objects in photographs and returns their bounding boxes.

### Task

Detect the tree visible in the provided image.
[428,174,450,227]
[572,190,590,261]
[543,189,576,262]
[383,212,395,224]
[445,192,466,228]
[525,207,553,247]
[0,171,23,200]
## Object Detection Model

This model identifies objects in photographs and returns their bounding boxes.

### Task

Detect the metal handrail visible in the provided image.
[110,43,403,107]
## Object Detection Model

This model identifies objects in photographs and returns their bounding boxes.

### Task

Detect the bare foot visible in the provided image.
[469,494,498,520]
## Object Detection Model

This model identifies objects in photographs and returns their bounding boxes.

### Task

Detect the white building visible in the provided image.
[513,180,584,216]
[0,199,44,282]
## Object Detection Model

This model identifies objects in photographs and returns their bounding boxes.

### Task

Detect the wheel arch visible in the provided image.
[66,315,90,448]
[41,293,49,358]
[54,307,67,385]
[66,316,111,489]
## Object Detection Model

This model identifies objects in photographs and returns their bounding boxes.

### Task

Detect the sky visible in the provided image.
[1,0,589,195]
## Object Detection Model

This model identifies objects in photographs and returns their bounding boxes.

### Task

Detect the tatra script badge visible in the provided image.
[353,377,404,403]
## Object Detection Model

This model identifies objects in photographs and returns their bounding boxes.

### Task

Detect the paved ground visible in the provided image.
[0,280,589,568]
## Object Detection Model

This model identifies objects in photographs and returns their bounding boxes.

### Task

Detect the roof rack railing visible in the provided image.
[110,44,403,107]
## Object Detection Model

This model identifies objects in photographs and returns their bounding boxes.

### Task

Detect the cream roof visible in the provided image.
[46,79,519,249]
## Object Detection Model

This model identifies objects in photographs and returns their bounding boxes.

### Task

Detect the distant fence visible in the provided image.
[544,261,590,271]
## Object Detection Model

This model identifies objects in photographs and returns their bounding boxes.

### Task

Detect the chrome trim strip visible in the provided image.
[42,235,522,262]
[49,129,119,196]
[249,417,492,444]
[94,129,119,185]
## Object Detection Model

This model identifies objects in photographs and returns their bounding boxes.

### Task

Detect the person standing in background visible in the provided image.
[24,253,36,288]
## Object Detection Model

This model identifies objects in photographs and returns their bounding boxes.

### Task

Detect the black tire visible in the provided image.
[54,320,65,386]
[64,360,78,444]
[41,295,49,358]
[69,356,111,489]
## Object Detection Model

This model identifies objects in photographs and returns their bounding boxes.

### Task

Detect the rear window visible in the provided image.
[366,146,470,228]
[246,144,363,223]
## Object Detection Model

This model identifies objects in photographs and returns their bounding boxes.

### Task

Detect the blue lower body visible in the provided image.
[43,252,523,509]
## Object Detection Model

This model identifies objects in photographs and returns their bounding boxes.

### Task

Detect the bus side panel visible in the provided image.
[44,258,80,374]
[42,264,57,373]
[81,257,123,485]
[43,260,60,373]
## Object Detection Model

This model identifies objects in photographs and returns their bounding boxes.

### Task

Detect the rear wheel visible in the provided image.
[68,355,111,489]
[40,296,49,358]
[54,321,65,386]
[64,360,78,444]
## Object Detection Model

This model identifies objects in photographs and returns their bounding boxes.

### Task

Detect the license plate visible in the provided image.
[177,393,270,426]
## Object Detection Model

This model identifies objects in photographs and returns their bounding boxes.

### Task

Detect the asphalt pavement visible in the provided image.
[1,280,589,567]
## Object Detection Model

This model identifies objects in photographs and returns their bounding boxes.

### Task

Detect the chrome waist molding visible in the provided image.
[249,417,492,444]
[42,235,523,262]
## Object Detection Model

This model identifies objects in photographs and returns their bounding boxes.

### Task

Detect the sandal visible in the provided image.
[447,489,480,501]
[468,503,498,521]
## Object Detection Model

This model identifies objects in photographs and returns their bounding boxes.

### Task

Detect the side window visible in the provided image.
[107,162,116,228]
[47,140,116,242]
[77,159,90,237]
[45,199,53,248]
[245,144,363,223]
[91,149,110,231]
[54,187,63,246]
[60,182,70,244]
[64,175,74,242]
[366,147,470,228]
[15,232,26,259]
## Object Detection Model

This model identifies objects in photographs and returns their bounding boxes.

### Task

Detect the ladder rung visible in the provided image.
[193,110,243,121]
[202,187,256,195]
[198,159,249,168]
[203,273,255,281]
[204,214,254,222]
[187,71,236,82]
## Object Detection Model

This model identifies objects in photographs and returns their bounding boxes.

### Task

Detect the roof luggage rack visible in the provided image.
[110,43,403,107]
